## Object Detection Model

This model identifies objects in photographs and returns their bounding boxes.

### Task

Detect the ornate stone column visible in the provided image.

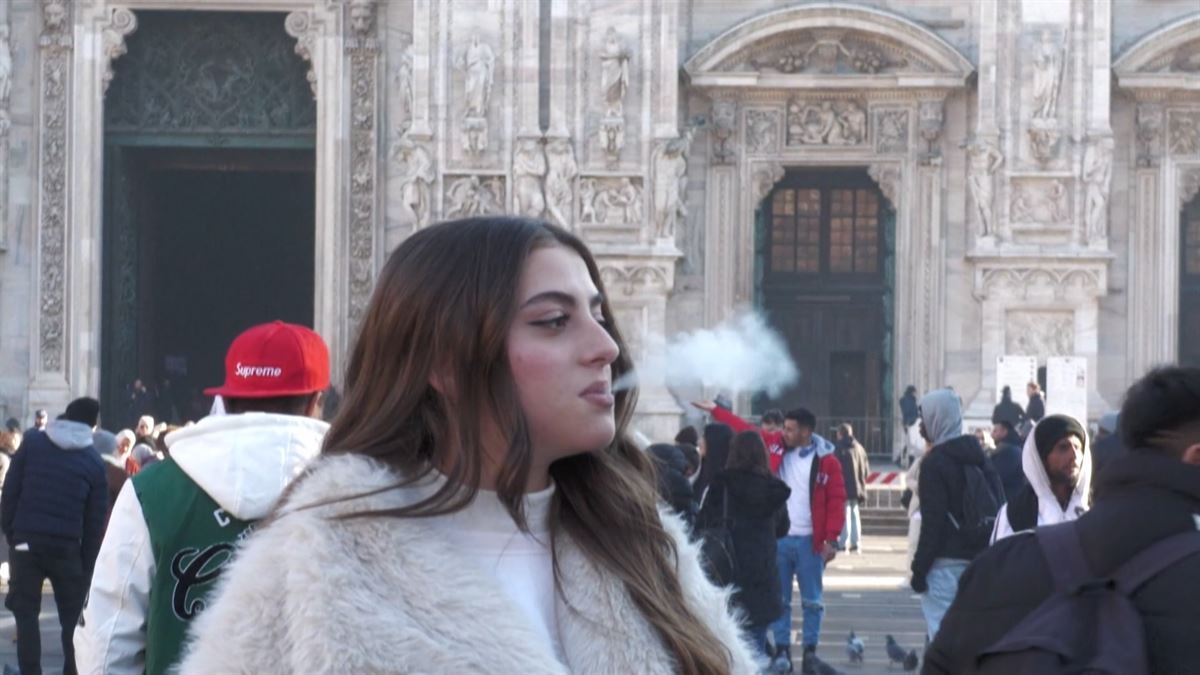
[344,0,381,337]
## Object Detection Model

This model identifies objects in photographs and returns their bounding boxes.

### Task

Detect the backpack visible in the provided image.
[975,521,1200,674]
[698,487,737,586]
[947,464,1001,550]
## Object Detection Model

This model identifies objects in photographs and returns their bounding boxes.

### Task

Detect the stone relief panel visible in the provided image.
[709,99,737,164]
[1136,103,1164,167]
[723,30,932,74]
[786,98,866,147]
[918,100,944,162]
[1169,110,1200,156]
[579,177,643,227]
[600,263,671,299]
[345,0,381,330]
[444,175,505,219]
[1005,311,1074,358]
[745,109,780,154]
[1135,37,1200,73]
[872,108,908,154]
[1010,178,1071,226]
[978,267,1104,302]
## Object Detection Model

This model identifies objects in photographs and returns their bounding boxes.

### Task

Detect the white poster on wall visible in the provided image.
[1046,356,1088,423]
[996,355,1038,409]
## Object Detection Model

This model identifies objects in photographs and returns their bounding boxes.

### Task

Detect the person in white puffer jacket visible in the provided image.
[990,413,1092,544]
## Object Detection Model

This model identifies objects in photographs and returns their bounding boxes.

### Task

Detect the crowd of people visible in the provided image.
[0,215,1194,675]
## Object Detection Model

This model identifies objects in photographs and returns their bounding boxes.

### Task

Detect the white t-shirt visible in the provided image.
[438,483,564,663]
[780,451,814,536]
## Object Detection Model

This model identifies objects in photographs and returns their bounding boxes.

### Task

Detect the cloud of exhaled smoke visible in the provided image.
[615,312,799,398]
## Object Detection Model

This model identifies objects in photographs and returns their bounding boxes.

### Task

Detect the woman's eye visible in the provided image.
[533,315,570,329]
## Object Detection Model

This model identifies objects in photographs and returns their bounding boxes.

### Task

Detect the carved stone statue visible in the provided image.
[1031,30,1064,119]
[0,26,12,107]
[1083,137,1114,243]
[967,139,1004,238]
[348,0,376,37]
[513,138,546,218]
[710,100,736,164]
[746,110,778,153]
[599,28,629,118]
[544,138,577,229]
[456,33,495,155]
[446,175,502,219]
[652,129,694,240]
[394,41,413,135]
[391,137,435,229]
[579,178,598,224]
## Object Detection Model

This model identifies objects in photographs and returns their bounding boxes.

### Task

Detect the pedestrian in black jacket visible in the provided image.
[990,386,1025,429]
[988,420,1025,501]
[648,443,697,529]
[696,431,790,662]
[1025,383,1045,424]
[911,389,1003,642]
[1,397,108,675]
[925,366,1200,674]
[834,423,870,553]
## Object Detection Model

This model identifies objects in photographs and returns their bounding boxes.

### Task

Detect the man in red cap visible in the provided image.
[75,321,331,675]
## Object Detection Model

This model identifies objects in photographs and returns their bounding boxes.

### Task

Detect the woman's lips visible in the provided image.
[580,382,614,408]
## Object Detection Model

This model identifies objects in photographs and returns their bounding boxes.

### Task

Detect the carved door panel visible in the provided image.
[1181,199,1200,368]
[101,145,145,429]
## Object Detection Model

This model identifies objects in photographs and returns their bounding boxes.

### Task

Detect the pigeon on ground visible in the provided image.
[903,649,920,672]
[846,631,865,664]
[885,635,910,669]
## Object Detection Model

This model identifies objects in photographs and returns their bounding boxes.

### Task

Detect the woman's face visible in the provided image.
[508,245,620,465]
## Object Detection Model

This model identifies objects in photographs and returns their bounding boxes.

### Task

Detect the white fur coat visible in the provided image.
[176,454,758,674]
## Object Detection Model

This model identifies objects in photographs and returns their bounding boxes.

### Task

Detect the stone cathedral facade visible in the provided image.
[0,0,1198,442]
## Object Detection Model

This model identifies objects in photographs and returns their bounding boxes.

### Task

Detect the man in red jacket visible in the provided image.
[693,402,846,674]
[703,403,788,473]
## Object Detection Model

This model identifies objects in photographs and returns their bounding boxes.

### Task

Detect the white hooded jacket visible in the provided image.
[74,413,328,675]
[990,415,1092,544]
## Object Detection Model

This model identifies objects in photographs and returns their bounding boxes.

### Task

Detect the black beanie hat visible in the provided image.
[62,397,101,428]
[1033,414,1086,459]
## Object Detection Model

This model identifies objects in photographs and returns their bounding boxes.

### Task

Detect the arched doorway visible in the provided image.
[754,168,895,452]
[1182,195,1200,368]
[101,11,317,427]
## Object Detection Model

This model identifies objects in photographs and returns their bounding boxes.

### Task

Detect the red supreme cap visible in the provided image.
[204,321,330,399]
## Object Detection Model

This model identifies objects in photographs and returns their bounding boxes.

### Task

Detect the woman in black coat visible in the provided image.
[696,430,791,660]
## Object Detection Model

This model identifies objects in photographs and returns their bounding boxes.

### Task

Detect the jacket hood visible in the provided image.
[714,469,791,517]
[166,413,328,520]
[787,432,836,457]
[919,389,963,446]
[1094,449,1200,504]
[934,434,989,466]
[1021,414,1092,521]
[45,419,95,450]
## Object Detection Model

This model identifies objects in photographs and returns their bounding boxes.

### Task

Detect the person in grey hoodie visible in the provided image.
[75,321,330,675]
[909,388,1003,641]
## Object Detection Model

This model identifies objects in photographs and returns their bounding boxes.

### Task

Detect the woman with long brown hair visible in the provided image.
[177,217,755,674]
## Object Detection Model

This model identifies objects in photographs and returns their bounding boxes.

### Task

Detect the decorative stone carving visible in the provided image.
[390,137,435,229]
[0,25,10,110]
[918,100,944,162]
[745,110,779,153]
[346,0,380,330]
[1028,123,1062,163]
[1031,30,1065,120]
[37,0,74,372]
[710,99,737,164]
[1136,103,1163,167]
[544,138,577,229]
[579,177,643,225]
[445,175,504,218]
[867,163,901,208]
[1010,179,1070,225]
[456,33,495,155]
[597,27,630,163]
[512,138,546,218]
[967,139,1004,238]
[1006,311,1074,358]
[786,99,866,146]
[652,130,694,240]
[873,108,908,154]
[1179,168,1200,209]
[599,263,670,297]
[1083,137,1114,244]
[1170,41,1200,72]
[751,162,785,203]
[978,267,1105,301]
[285,11,319,98]
[0,21,11,248]
[745,31,911,75]
[100,8,138,95]
[393,38,413,136]
[1169,111,1200,156]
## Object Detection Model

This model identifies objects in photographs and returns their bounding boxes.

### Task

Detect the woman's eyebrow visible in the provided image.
[520,291,604,309]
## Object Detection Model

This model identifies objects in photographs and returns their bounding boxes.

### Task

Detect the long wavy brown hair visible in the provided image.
[316,217,731,674]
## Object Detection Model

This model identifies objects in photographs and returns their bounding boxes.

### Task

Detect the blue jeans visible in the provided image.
[771,535,825,649]
[838,500,862,550]
[919,558,969,640]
